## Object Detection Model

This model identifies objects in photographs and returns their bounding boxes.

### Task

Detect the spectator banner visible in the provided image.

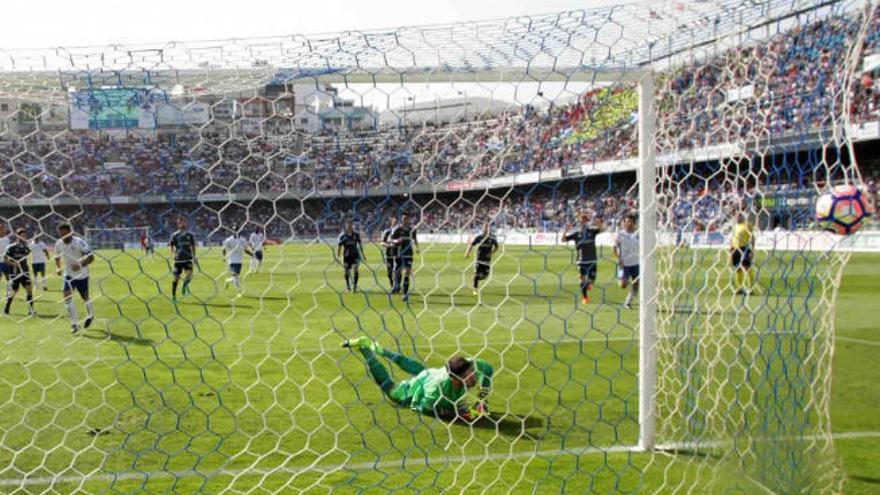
[726,84,754,103]
[418,230,880,253]
[447,181,473,191]
[863,53,880,73]
[691,232,727,247]
[850,121,880,141]
[156,102,211,126]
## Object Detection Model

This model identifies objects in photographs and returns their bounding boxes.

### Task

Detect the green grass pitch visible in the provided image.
[0,242,877,494]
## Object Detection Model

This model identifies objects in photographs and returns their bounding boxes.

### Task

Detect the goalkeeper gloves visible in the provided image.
[458,402,488,422]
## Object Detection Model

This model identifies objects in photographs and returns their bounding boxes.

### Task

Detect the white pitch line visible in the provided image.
[744,474,781,495]
[836,336,880,347]
[5,329,878,365]
[0,445,644,488]
[656,430,880,451]
[10,333,647,365]
[1,431,878,489]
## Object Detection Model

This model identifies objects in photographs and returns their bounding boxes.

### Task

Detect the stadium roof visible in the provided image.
[0,0,860,103]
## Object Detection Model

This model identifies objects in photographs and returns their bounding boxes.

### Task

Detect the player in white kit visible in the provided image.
[29,236,51,290]
[614,213,640,309]
[248,226,265,274]
[0,223,12,298]
[54,223,95,333]
[223,230,251,293]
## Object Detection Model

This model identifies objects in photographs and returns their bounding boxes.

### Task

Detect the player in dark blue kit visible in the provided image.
[4,228,35,316]
[337,220,366,292]
[464,223,499,296]
[561,211,605,304]
[169,216,197,305]
[380,217,398,290]
[390,212,419,302]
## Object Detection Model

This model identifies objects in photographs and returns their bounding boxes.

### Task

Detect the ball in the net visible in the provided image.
[815,185,872,235]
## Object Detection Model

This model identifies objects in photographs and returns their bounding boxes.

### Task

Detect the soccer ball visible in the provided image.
[814,185,873,235]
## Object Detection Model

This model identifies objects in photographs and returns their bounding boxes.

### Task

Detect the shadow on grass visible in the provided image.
[250,295,294,301]
[657,306,745,317]
[656,446,723,461]
[445,412,548,440]
[188,300,256,309]
[850,475,880,485]
[80,330,155,347]
[408,293,484,308]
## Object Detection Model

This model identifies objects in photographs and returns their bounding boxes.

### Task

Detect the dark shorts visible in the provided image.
[63,276,89,299]
[475,261,491,279]
[10,272,31,291]
[397,256,413,270]
[618,265,639,282]
[255,251,263,261]
[0,263,8,277]
[343,257,361,270]
[578,261,598,281]
[731,247,753,269]
[174,261,194,275]
[229,263,242,275]
[32,263,45,275]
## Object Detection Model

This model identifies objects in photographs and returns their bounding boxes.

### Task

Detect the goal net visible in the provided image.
[85,227,151,250]
[0,0,874,493]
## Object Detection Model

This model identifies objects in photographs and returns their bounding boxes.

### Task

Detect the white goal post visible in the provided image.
[637,69,658,452]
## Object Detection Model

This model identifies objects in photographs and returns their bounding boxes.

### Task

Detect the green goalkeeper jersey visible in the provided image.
[393,358,493,416]
[395,368,464,416]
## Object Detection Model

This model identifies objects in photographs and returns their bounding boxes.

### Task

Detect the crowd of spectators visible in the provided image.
[5,164,858,248]
[1,8,879,240]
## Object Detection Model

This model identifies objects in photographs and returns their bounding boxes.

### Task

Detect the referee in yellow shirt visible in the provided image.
[730,213,756,295]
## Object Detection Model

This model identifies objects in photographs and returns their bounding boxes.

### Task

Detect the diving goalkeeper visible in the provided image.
[343,337,493,420]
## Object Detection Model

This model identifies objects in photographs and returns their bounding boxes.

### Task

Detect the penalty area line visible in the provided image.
[9,329,880,365]
[1,431,879,488]
[836,336,880,347]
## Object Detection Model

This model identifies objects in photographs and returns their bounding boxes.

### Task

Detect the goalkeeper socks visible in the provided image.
[353,272,359,291]
[344,270,351,290]
[172,280,179,297]
[65,299,78,325]
[747,269,755,289]
[735,271,745,291]
[383,349,426,376]
[358,347,395,393]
